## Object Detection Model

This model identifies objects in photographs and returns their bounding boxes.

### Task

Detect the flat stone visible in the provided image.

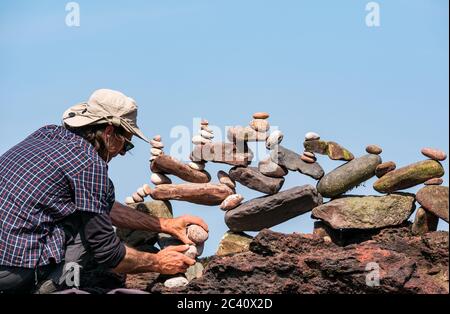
[191,142,253,167]
[192,135,211,145]
[227,126,267,142]
[373,160,445,193]
[252,112,270,119]
[305,132,320,141]
[416,185,449,222]
[311,193,416,230]
[317,154,382,198]
[412,207,439,235]
[421,148,447,161]
[187,225,209,244]
[266,130,284,150]
[424,177,444,185]
[220,194,244,211]
[132,192,144,203]
[270,145,324,180]
[137,187,146,198]
[258,157,288,178]
[216,231,253,256]
[217,170,236,189]
[366,145,382,155]
[151,155,211,183]
[303,152,316,159]
[184,245,198,259]
[229,166,285,195]
[225,185,323,232]
[153,135,162,141]
[200,119,209,125]
[150,183,234,206]
[250,119,270,132]
[185,262,204,282]
[375,161,396,178]
[303,139,328,155]
[151,148,163,156]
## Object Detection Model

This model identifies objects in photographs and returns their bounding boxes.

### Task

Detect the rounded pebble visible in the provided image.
[200,119,209,125]
[151,148,163,156]
[151,173,172,185]
[187,225,209,244]
[217,170,236,189]
[200,130,214,139]
[124,196,135,205]
[142,184,152,195]
[150,140,164,149]
[192,135,211,145]
[252,112,270,119]
[421,148,447,161]
[265,130,284,150]
[305,132,320,141]
[375,161,397,178]
[184,245,198,259]
[366,145,383,155]
[250,119,270,132]
[137,187,146,198]
[164,276,189,288]
[424,177,444,185]
[189,161,206,171]
[301,154,316,163]
[220,194,244,211]
[132,192,144,203]
[303,151,316,159]
[153,135,161,142]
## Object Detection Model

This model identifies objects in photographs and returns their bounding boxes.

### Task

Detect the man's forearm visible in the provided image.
[110,201,167,233]
[113,246,159,274]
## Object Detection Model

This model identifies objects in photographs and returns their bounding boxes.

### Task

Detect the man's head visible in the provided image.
[62,89,149,162]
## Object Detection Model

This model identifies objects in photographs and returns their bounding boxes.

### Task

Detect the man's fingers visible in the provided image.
[181,255,196,266]
[165,244,189,253]
[184,216,209,232]
[178,234,194,245]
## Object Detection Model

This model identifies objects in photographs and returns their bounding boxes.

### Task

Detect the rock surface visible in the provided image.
[151,155,211,184]
[311,193,416,230]
[412,207,439,235]
[373,160,445,193]
[229,167,285,195]
[216,231,253,256]
[270,145,324,180]
[150,183,234,206]
[143,228,449,294]
[225,185,322,232]
[258,158,288,178]
[317,154,382,198]
[227,126,267,142]
[375,161,396,178]
[191,142,253,167]
[416,185,449,222]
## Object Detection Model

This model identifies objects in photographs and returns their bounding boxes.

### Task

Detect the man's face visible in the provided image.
[104,125,134,162]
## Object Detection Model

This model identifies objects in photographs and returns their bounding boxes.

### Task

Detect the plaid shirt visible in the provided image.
[0,125,115,268]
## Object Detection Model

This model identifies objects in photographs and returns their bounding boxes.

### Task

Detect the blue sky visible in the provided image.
[0,0,448,257]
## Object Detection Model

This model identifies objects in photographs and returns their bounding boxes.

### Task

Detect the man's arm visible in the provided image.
[110,201,209,245]
[112,245,195,275]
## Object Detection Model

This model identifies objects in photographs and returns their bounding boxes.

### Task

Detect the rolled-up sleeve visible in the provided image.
[81,212,126,269]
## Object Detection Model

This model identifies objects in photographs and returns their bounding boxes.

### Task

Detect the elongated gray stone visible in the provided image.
[317,154,382,198]
[311,193,416,230]
[229,167,285,195]
[225,185,323,232]
[270,145,324,180]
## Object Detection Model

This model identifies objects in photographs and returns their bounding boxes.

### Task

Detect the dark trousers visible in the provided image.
[0,214,94,294]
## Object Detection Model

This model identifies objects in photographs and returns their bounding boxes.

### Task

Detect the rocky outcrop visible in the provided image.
[141,228,448,294]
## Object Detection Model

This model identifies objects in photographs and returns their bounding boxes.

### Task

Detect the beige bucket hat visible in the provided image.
[62,89,149,142]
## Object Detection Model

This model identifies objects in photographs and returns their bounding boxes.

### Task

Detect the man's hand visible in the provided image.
[154,245,196,275]
[161,215,209,245]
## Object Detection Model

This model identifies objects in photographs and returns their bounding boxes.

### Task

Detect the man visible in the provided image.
[0,89,208,293]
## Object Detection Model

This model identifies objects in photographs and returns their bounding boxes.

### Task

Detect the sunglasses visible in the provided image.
[121,136,135,153]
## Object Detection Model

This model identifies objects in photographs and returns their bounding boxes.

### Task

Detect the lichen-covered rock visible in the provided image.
[416,185,449,222]
[317,154,382,198]
[225,185,322,232]
[311,193,416,230]
[304,140,354,161]
[375,161,396,178]
[373,160,445,193]
[216,231,253,256]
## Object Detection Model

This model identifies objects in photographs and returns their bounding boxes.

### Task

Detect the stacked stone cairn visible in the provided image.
[120,112,448,287]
